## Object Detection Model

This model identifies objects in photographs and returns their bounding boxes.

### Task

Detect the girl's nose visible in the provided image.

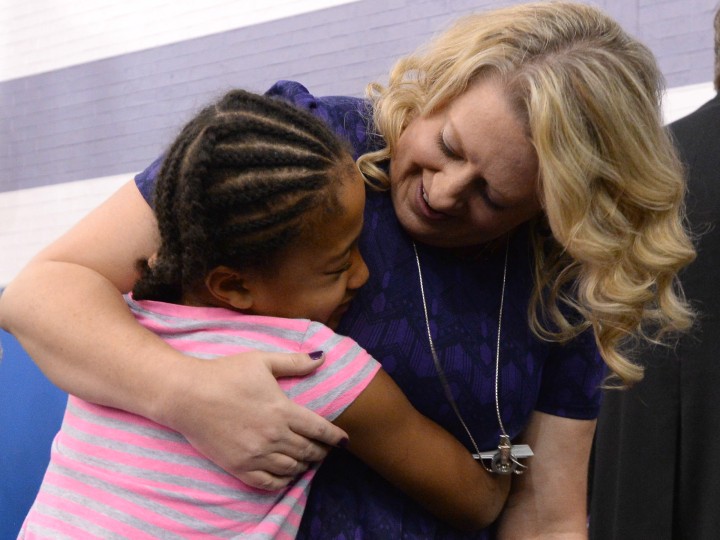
[347,251,369,290]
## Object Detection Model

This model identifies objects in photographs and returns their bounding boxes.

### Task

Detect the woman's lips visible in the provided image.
[415,182,447,220]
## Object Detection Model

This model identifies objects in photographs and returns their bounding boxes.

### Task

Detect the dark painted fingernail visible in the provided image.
[309,351,325,360]
[337,437,349,449]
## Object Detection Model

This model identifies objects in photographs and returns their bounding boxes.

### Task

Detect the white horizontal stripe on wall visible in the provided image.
[663,81,716,124]
[0,81,715,289]
[0,174,131,287]
[0,0,359,82]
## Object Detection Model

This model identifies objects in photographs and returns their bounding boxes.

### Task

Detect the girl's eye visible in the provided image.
[328,261,352,276]
[437,132,461,160]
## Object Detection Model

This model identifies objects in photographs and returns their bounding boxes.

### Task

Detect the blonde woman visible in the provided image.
[1,2,693,538]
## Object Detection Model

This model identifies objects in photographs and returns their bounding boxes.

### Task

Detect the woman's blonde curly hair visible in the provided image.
[357,1,696,385]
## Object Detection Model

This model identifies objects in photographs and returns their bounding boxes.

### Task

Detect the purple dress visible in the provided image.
[135,81,604,539]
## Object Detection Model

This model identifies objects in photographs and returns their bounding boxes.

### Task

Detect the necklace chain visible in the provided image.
[493,239,510,438]
[413,238,510,456]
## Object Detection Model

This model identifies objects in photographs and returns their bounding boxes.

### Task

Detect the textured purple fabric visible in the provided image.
[135,81,604,539]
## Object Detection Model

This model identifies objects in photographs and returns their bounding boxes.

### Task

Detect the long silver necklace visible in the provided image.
[413,239,533,475]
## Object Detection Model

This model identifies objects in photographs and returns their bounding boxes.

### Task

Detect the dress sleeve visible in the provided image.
[535,329,605,420]
[134,154,165,206]
[265,80,378,159]
[281,321,381,421]
[133,81,376,207]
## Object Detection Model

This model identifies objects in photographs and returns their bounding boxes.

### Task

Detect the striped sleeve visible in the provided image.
[127,297,381,421]
[278,321,380,421]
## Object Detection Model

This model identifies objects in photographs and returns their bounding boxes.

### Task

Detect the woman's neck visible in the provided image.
[420,234,508,262]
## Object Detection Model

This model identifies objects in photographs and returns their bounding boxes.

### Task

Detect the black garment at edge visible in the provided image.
[589,94,720,540]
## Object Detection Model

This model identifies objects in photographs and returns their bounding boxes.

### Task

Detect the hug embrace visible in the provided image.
[2,2,694,539]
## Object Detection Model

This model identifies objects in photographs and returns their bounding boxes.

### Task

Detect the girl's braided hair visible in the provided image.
[133,89,351,303]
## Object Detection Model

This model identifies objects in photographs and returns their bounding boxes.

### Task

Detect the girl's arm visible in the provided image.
[0,180,347,490]
[495,412,596,539]
[335,369,511,531]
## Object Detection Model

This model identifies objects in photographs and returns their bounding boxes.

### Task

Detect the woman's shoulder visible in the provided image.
[134,81,380,204]
[265,80,380,159]
[265,80,366,116]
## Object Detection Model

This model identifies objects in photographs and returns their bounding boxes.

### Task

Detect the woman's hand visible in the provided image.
[160,350,348,490]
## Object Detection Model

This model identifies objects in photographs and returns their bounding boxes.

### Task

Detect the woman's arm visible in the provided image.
[335,369,511,531]
[0,180,347,490]
[495,411,596,539]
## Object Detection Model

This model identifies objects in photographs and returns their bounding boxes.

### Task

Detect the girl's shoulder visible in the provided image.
[277,320,381,421]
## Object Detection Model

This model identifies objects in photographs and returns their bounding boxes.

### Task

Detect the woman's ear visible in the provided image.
[205,266,254,310]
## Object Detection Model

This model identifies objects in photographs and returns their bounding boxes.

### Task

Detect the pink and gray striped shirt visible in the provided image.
[20,296,379,539]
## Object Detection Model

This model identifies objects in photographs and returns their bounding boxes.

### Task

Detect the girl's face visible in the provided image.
[389,77,542,249]
[246,161,369,330]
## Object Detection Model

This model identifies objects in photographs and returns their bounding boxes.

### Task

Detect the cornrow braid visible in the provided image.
[133,89,352,303]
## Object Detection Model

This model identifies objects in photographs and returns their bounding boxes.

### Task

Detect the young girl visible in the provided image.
[19,89,509,538]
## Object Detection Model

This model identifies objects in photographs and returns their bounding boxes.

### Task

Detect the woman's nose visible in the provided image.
[423,168,472,214]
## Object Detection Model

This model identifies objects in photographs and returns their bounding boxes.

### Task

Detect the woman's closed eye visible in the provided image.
[437,132,505,211]
[479,189,505,211]
[437,132,462,160]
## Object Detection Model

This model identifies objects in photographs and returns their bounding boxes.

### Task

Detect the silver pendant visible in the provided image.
[414,241,533,475]
[473,435,533,475]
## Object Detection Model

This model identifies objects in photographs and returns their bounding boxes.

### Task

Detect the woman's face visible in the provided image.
[389,78,541,249]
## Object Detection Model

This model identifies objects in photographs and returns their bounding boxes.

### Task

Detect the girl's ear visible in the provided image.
[205,266,254,310]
